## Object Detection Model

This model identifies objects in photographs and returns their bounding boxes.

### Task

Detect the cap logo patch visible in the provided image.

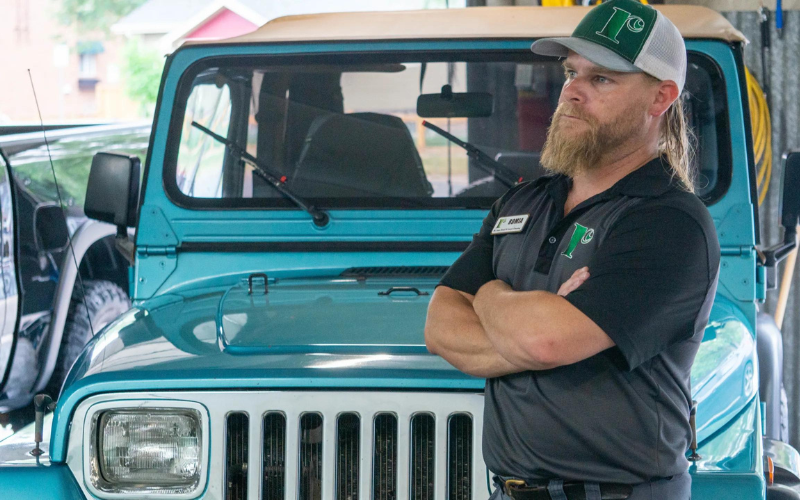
[596,7,645,44]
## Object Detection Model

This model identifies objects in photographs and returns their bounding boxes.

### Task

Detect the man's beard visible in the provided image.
[540,103,645,177]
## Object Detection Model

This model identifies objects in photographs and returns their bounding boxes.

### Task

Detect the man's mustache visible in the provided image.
[553,105,597,126]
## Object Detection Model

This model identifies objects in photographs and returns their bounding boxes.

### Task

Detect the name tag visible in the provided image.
[491,214,530,235]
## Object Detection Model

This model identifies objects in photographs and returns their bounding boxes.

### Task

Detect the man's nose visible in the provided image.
[560,78,586,104]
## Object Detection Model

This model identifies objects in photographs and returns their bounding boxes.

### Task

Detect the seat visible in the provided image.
[291,112,433,198]
[455,151,545,197]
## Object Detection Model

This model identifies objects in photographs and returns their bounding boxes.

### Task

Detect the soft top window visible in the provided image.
[164,50,729,210]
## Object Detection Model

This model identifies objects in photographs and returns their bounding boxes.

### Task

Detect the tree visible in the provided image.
[56,0,148,33]
[122,38,164,116]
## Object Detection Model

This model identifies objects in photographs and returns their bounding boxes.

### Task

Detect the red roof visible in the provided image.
[185,8,258,40]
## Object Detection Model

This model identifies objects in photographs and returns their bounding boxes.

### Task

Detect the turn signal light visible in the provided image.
[765,455,775,486]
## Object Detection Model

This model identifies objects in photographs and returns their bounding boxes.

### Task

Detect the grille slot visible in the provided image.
[336,413,360,500]
[300,413,323,500]
[373,413,398,500]
[263,413,286,500]
[411,413,436,500]
[448,413,472,500]
[226,412,249,500]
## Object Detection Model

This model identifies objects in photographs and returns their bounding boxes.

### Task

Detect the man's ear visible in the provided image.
[651,80,680,118]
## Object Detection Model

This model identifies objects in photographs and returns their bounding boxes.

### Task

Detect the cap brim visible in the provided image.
[531,37,641,73]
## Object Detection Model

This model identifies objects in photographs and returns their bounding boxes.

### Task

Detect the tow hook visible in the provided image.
[31,393,56,457]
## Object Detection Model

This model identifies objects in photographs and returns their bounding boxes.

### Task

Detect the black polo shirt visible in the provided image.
[439,156,720,484]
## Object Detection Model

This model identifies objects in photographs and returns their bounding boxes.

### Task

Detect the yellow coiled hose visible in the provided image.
[745,66,772,206]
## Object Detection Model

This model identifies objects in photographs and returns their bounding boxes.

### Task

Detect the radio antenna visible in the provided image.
[27,69,95,346]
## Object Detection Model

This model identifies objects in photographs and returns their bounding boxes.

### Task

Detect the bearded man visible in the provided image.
[424,1,720,499]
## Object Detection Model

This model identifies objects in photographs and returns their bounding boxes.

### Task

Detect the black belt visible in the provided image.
[499,477,633,500]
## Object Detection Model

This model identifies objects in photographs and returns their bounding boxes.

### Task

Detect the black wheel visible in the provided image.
[46,280,130,396]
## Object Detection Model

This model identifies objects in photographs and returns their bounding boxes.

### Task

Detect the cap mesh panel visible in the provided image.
[634,11,686,93]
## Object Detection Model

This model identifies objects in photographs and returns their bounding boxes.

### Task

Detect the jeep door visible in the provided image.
[0,150,17,387]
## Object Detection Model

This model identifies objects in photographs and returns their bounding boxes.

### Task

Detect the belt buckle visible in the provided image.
[504,478,527,493]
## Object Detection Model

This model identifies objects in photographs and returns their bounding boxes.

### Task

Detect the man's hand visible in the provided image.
[474,267,590,307]
[557,267,590,296]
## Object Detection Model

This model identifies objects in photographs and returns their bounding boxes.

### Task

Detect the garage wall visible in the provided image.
[722,10,800,448]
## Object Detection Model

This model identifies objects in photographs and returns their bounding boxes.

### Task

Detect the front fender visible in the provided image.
[0,463,85,499]
[33,219,117,393]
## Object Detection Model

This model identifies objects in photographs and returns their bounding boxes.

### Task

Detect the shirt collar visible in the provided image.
[540,155,677,204]
[612,155,677,198]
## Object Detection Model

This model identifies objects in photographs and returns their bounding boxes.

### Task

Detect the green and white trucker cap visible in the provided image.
[531,0,686,94]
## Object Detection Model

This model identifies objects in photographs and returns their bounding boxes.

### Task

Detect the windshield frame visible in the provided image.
[161,46,732,211]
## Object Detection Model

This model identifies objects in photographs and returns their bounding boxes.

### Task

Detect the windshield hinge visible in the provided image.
[721,245,754,257]
[137,245,177,257]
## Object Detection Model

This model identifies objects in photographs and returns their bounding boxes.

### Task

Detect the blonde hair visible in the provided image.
[659,95,696,193]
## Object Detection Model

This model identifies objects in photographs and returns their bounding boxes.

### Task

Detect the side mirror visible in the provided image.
[33,204,69,252]
[780,151,800,233]
[84,152,140,232]
[417,85,493,118]
[761,151,800,270]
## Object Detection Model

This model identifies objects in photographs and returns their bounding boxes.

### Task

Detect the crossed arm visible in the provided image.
[424,268,615,377]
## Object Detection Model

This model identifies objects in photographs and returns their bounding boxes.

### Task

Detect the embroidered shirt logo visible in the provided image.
[595,7,645,44]
[561,223,595,259]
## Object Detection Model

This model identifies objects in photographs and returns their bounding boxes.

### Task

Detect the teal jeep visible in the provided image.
[1,5,798,499]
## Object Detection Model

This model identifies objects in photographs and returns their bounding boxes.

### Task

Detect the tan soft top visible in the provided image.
[185,6,745,47]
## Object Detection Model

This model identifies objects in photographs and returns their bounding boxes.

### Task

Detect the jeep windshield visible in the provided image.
[166,51,729,209]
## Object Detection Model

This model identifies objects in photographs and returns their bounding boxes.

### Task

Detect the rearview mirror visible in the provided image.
[417,85,493,118]
[84,152,140,231]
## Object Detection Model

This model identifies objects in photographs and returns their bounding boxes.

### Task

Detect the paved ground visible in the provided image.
[0,404,34,441]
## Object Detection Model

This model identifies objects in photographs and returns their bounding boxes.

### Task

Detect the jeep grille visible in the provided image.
[225,407,478,500]
[69,392,486,500]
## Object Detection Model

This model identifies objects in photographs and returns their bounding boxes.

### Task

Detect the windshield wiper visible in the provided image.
[422,120,521,189]
[191,121,329,227]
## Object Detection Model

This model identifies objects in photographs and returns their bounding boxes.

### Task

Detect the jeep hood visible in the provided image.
[54,276,757,461]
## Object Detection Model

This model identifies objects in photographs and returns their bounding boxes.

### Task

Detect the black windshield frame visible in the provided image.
[162,48,731,211]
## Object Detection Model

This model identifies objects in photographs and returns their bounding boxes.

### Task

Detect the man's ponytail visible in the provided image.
[660,96,696,193]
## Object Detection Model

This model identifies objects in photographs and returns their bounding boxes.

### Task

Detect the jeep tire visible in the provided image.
[46,280,130,396]
[781,383,790,443]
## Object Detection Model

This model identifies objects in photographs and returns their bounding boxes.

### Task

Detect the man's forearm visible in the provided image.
[475,282,556,370]
[425,286,524,378]
[473,278,614,370]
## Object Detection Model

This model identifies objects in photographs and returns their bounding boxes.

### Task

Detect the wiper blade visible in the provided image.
[422,120,521,189]
[191,121,329,226]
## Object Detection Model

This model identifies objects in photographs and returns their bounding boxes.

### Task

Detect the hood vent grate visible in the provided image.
[341,266,449,278]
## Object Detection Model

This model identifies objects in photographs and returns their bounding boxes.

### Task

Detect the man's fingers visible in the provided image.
[557,267,590,296]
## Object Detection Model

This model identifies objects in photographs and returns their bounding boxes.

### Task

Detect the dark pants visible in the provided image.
[490,473,691,500]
